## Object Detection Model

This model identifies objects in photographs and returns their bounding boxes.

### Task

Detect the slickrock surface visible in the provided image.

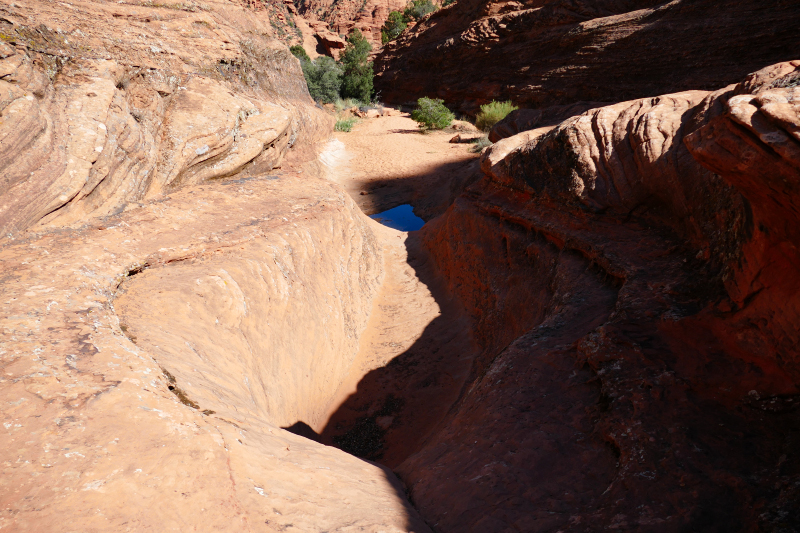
[0,1,432,531]
[0,171,430,532]
[390,62,800,531]
[375,0,800,114]
[0,0,331,236]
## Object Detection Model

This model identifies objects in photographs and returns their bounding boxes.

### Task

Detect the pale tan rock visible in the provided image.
[0,168,430,533]
[0,3,430,531]
[0,0,332,237]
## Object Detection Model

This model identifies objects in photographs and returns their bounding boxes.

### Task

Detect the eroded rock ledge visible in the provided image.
[396,61,800,531]
[0,0,331,236]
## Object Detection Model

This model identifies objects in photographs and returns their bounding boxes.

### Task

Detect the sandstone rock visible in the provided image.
[393,61,800,531]
[309,21,348,59]
[451,120,479,132]
[0,2,431,531]
[0,170,430,533]
[375,0,800,115]
[488,101,608,142]
[354,108,382,118]
[296,0,410,50]
[449,133,482,143]
[0,0,332,236]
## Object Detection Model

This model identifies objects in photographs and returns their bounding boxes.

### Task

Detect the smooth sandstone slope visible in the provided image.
[375,0,800,114]
[0,0,432,531]
[0,172,430,532]
[391,62,800,531]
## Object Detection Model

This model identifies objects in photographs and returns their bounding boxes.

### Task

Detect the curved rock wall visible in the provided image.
[399,62,800,531]
[0,0,331,236]
[0,2,433,531]
[0,166,435,532]
[375,0,800,114]
[114,186,383,431]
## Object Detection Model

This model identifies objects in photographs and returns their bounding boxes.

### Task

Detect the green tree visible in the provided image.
[381,11,407,44]
[289,45,310,63]
[301,56,343,103]
[411,97,454,130]
[403,0,436,21]
[339,29,373,103]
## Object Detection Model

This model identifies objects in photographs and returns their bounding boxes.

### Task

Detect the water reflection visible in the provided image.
[369,204,425,231]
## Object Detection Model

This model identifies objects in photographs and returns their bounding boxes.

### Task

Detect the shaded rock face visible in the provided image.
[0,0,331,236]
[393,62,800,531]
[375,0,800,114]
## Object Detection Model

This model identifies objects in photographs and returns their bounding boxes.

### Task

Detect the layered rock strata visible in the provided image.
[0,0,330,236]
[375,0,800,114]
[386,61,800,531]
[294,0,408,49]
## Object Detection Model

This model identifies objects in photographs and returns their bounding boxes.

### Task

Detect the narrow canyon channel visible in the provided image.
[3,1,800,530]
[112,113,485,529]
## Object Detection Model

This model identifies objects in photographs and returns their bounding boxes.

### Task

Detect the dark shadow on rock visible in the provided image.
[354,157,482,220]
[318,231,481,469]
[281,421,321,442]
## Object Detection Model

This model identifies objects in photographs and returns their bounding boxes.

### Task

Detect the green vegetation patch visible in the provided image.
[335,117,358,132]
[475,100,518,131]
[403,0,436,21]
[339,29,373,103]
[411,97,455,130]
[381,11,407,44]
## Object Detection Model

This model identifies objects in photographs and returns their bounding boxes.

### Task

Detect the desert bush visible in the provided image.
[340,29,374,103]
[470,135,492,153]
[289,44,310,62]
[333,97,363,111]
[403,0,436,21]
[411,97,454,130]
[381,11,407,43]
[301,56,343,103]
[475,100,518,131]
[335,117,358,132]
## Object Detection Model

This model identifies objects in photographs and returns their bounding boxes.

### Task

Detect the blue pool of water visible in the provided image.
[369,204,425,231]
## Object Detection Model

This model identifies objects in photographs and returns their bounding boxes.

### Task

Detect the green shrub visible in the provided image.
[381,11,407,44]
[441,0,455,6]
[339,29,374,103]
[475,100,518,131]
[333,97,363,111]
[289,44,310,62]
[403,0,436,21]
[301,56,343,103]
[470,135,492,153]
[411,97,454,130]
[335,117,358,132]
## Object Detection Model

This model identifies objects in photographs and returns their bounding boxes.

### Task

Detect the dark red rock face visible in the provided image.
[375,0,800,114]
[397,63,800,531]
